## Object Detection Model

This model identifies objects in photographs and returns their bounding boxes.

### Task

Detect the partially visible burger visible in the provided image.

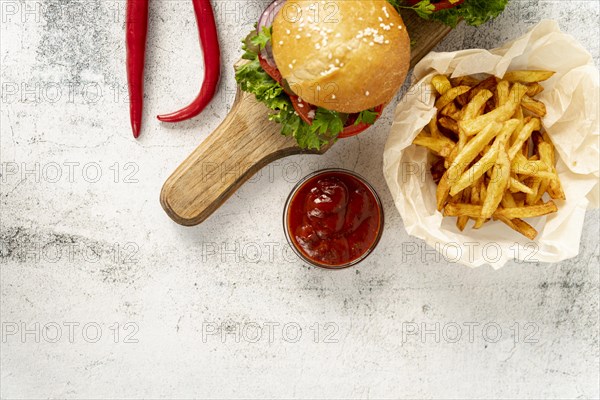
[236,0,411,149]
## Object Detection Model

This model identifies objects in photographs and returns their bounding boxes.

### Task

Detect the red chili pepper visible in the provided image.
[126,0,149,138]
[157,0,221,123]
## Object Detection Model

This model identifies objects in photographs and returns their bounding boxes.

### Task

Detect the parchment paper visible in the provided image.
[383,20,599,269]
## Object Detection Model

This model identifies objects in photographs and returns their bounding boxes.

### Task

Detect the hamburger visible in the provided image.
[236,0,411,149]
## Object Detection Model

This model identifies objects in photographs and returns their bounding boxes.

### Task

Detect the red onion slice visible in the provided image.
[257,0,286,33]
[257,0,286,67]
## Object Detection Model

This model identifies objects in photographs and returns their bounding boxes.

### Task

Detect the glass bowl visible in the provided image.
[283,168,384,269]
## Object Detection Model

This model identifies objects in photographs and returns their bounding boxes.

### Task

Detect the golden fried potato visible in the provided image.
[412,71,563,239]
[503,70,555,83]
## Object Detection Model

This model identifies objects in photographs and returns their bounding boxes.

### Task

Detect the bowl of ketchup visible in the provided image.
[283,169,384,269]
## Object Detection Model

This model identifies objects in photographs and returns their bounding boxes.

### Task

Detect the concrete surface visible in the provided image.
[1,0,599,398]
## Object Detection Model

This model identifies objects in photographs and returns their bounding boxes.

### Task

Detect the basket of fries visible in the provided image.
[384,20,599,268]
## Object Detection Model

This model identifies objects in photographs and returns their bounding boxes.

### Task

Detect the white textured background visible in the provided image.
[1,0,599,399]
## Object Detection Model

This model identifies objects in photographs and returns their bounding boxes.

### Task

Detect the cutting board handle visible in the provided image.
[160,89,323,226]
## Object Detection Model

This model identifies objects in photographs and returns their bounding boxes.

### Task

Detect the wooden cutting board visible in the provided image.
[160,11,452,226]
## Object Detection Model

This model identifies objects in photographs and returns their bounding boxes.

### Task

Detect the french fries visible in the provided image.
[414,70,563,240]
[494,201,558,219]
[508,118,541,160]
[481,148,510,219]
[459,83,528,136]
[432,75,452,96]
[503,70,555,83]
[435,86,471,110]
[450,75,480,87]
[443,201,558,219]
[436,122,502,210]
[439,117,459,135]
[463,89,493,120]
[456,187,471,231]
[521,95,547,117]
[450,147,498,196]
[413,132,454,156]
[525,83,544,97]
[495,216,538,240]
[509,177,533,194]
[495,80,510,107]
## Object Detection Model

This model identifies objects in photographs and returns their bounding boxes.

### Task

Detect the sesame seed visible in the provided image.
[279,41,284,45]
[331,94,336,99]
[365,91,370,96]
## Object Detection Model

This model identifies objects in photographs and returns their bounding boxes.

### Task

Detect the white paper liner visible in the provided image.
[383,20,599,269]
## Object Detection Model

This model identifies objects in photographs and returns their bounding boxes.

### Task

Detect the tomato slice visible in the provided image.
[433,0,465,11]
[338,104,384,139]
[259,55,314,124]
[290,96,314,125]
[259,55,283,84]
[406,0,465,10]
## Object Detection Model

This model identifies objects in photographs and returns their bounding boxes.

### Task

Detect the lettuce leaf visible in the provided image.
[389,0,509,27]
[355,109,379,125]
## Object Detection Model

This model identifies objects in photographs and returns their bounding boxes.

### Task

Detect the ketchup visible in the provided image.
[285,170,383,268]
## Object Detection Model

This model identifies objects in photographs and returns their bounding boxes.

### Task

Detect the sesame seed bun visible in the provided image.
[271,0,410,114]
